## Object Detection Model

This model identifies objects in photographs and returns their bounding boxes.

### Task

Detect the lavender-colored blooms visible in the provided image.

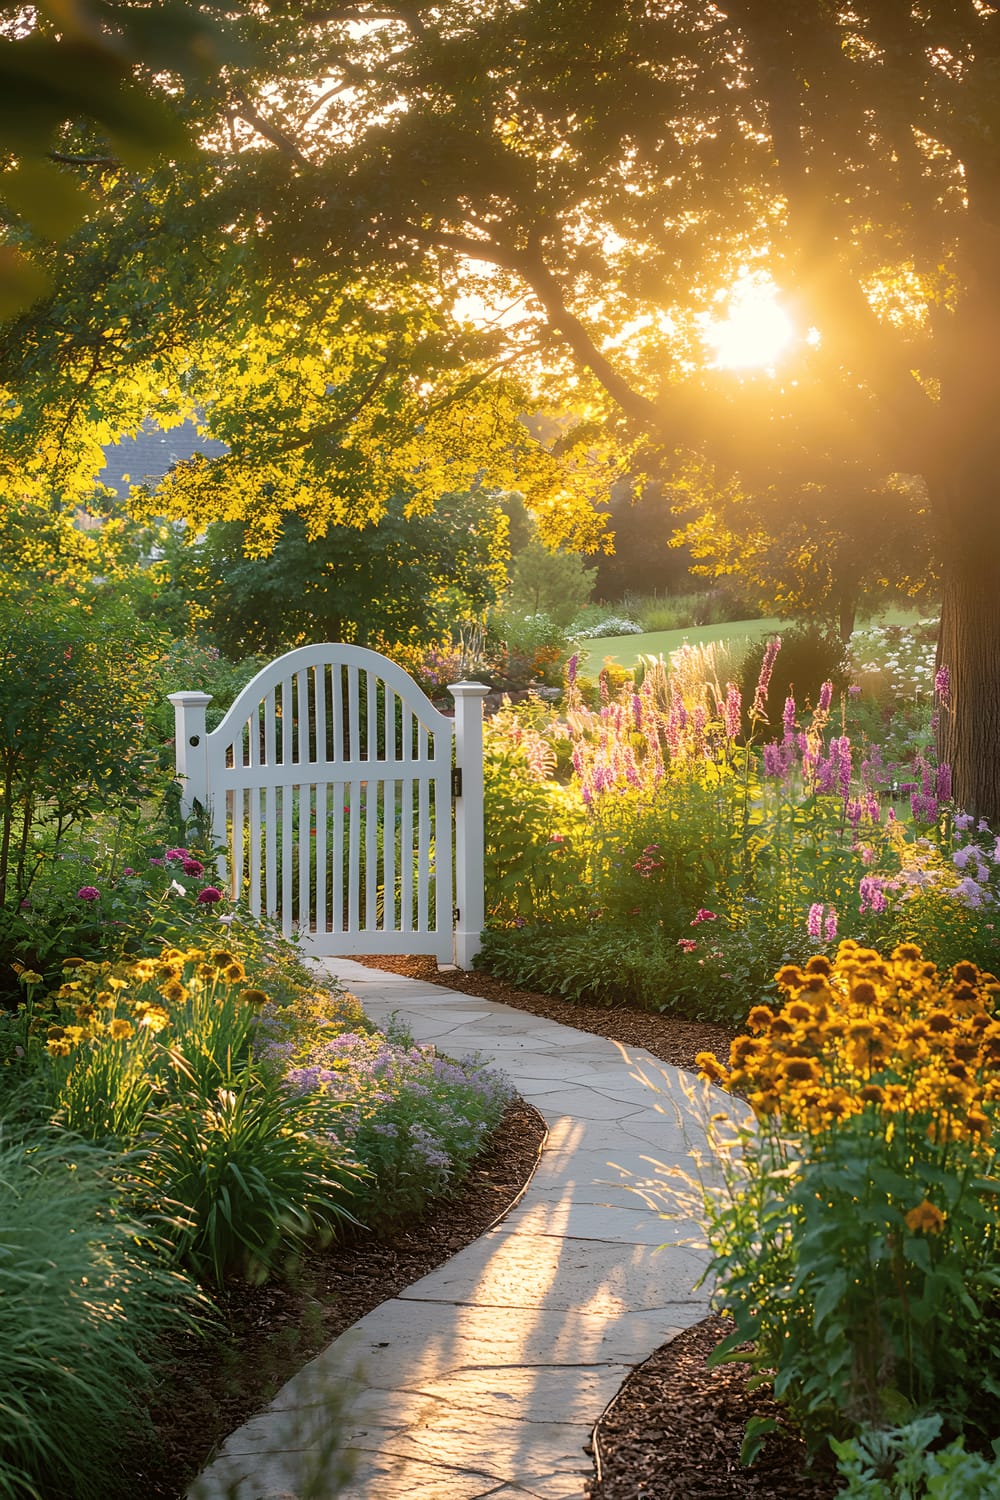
[818,680,833,713]
[807,903,824,939]
[859,875,889,914]
[567,652,579,686]
[782,696,796,737]
[954,812,975,832]
[724,684,742,740]
[934,664,951,703]
[955,876,985,909]
[934,761,952,802]
[824,907,838,942]
[752,636,782,718]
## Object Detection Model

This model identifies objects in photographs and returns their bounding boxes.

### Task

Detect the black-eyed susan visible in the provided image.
[905,1199,946,1235]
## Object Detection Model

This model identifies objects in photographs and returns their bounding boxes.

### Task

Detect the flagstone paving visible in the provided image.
[188,959,719,1500]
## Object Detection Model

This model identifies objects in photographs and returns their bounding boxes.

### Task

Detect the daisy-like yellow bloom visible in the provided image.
[211,950,237,969]
[746,1005,774,1033]
[223,962,246,983]
[74,1001,97,1021]
[110,1018,135,1041]
[241,989,269,1007]
[46,1037,71,1057]
[159,979,188,1004]
[135,1004,169,1033]
[17,970,43,986]
[905,1199,946,1235]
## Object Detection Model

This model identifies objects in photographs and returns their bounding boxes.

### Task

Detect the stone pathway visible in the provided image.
[188,959,717,1500]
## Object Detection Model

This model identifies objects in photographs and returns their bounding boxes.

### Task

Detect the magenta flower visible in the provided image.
[677,937,698,952]
[165,847,189,862]
[934,664,950,703]
[567,652,579,687]
[752,636,781,718]
[724,683,742,740]
[818,680,833,713]
[195,886,223,905]
[77,886,100,902]
[182,858,205,877]
[824,907,838,942]
[807,903,824,939]
[691,908,717,924]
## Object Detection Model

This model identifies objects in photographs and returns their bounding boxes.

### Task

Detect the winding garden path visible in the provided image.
[188,959,715,1500]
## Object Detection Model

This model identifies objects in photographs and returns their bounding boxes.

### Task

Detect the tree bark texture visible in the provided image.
[936,558,1000,825]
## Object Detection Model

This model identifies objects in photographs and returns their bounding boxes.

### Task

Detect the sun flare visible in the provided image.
[702,276,795,370]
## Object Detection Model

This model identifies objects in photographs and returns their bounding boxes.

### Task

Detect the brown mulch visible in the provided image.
[351,954,839,1500]
[128,1094,547,1500]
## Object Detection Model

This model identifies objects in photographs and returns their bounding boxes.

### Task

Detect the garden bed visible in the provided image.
[125,1094,547,1500]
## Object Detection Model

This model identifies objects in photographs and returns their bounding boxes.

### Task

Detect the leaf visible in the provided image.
[740,1415,780,1467]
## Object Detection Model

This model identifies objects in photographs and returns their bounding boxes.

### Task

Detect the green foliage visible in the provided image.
[256,1001,513,1225]
[0,586,165,908]
[507,539,597,628]
[0,1127,199,1500]
[132,1068,359,1285]
[739,624,849,728]
[832,1417,1000,1498]
[158,495,508,659]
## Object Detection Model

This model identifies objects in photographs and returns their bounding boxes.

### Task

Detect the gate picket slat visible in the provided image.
[281,785,294,937]
[364,778,377,929]
[229,787,243,899]
[382,776,396,932]
[347,668,360,763]
[347,779,360,932]
[400,774,414,932]
[332,786,344,933]
[265,785,277,917]
[281,677,293,766]
[314,781,327,935]
[416,723,430,932]
[248,784,262,917]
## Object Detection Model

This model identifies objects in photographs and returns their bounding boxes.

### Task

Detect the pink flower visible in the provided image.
[818,680,833,713]
[77,886,100,902]
[677,938,698,952]
[807,903,824,939]
[195,886,223,905]
[164,847,188,862]
[824,907,838,942]
[691,908,717,924]
[182,858,205,877]
[934,664,950,704]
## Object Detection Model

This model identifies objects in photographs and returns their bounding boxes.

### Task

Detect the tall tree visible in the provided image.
[4,2,1000,813]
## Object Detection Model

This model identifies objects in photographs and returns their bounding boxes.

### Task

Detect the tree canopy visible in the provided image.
[4,1,1000,810]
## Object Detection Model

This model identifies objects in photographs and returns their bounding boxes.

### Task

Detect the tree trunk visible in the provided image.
[936,558,1000,825]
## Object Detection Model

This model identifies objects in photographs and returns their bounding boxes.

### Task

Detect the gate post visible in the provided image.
[167,691,213,820]
[448,680,490,969]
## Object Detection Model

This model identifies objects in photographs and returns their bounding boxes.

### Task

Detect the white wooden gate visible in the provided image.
[169,645,488,967]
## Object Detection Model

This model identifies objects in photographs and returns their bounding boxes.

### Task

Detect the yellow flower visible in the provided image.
[905,1199,946,1235]
[782,1057,821,1084]
[17,970,43,986]
[241,989,269,1007]
[746,1006,774,1033]
[46,1037,71,1057]
[223,962,246,983]
[211,950,236,969]
[136,1004,169,1034]
[74,1002,97,1021]
[159,980,188,1004]
[110,1018,135,1041]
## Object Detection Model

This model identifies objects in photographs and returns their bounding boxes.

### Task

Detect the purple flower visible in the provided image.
[934,664,950,703]
[567,652,579,687]
[807,903,824,939]
[164,847,188,862]
[859,875,888,915]
[196,886,223,905]
[724,684,742,740]
[782,695,796,738]
[824,907,838,942]
[182,858,205,877]
[77,886,100,902]
[818,680,833,713]
[752,636,781,719]
[936,763,952,802]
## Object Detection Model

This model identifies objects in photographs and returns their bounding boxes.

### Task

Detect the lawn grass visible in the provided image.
[572,607,932,673]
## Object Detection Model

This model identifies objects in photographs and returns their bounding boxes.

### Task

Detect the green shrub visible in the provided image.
[0,1128,199,1500]
[740,622,849,729]
[832,1415,1000,1498]
[132,1066,360,1284]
